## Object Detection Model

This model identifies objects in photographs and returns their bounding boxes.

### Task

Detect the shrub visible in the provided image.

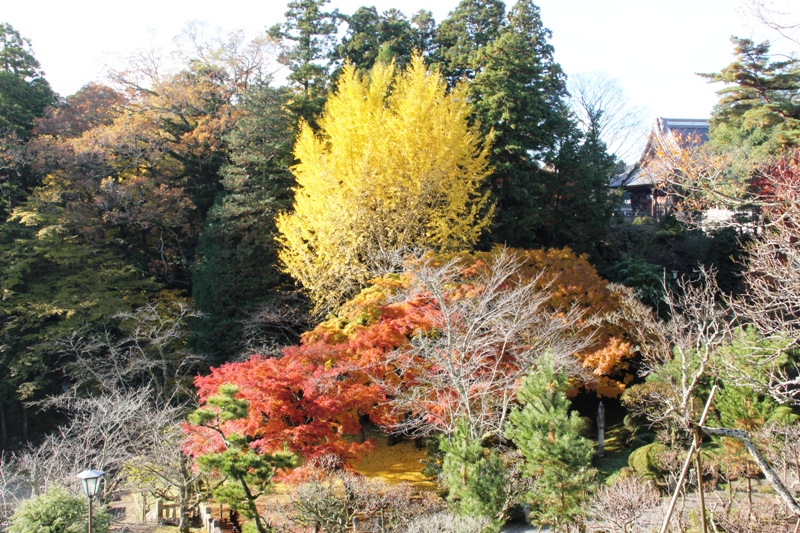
[8,485,109,533]
[627,442,669,480]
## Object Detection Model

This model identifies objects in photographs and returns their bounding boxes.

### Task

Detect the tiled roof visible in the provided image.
[610,117,708,189]
[658,118,709,146]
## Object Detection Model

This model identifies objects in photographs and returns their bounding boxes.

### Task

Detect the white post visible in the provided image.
[597,401,606,457]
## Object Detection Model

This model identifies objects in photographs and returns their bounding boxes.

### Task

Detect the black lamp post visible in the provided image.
[77,469,104,533]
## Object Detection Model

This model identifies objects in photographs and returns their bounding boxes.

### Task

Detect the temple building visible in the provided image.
[610,117,709,222]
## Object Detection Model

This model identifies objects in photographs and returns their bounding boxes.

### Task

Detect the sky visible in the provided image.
[4,0,798,156]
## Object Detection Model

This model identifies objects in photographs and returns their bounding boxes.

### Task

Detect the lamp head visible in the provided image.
[76,469,105,499]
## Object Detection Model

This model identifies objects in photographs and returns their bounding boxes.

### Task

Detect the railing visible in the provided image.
[198,503,224,533]
[145,499,179,522]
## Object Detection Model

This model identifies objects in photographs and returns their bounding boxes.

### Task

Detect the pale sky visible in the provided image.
[4,1,797,133]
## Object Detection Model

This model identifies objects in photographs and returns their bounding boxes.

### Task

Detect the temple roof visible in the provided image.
[610,117,709,190]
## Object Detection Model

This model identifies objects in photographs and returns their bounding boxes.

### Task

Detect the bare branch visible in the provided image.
[587,475,660,533]
[381,248,593,440]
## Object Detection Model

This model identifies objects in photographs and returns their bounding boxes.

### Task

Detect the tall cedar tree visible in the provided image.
[192,83,297,362]
[546,122,617,251]
[335,7,435,73]
[441,0,616,252]
[269,0,339,127]
[703,37,800,155]
[433,0,506,85]
[0,24,55,221]
[277,57,493,312]
[506,357,597,530]
[0,23,55,136]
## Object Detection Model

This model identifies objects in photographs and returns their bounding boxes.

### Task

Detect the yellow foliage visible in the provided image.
[277,56,493,312]
[354,438,436,490]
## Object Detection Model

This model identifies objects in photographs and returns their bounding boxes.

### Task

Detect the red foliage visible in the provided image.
[751,149,800,218]
[183,347,392,467]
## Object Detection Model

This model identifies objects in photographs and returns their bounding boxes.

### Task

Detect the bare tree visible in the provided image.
[0,453,27,530]
[0,387,190,532]
[568,71,650,164]
[61,301,204,400]
[382,248,593,441]
[587,475,661,533]
[649,145,800,406]
[171,22,282,92]
[29,387,186,494]
[711,497,797,533]
[620,269,800,521]
[107,22,280,99]
[622,270,730,435]
[758,423,800,494]
[745,0,800,47]
[239,293,313,358]
[403,513,490,533]
[124,420,208,532]
[288,457,445,533]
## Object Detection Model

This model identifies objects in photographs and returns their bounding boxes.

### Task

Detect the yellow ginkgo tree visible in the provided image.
[277,55,493,311]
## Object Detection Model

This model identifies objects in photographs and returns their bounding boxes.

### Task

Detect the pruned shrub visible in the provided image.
[8,485,109,533]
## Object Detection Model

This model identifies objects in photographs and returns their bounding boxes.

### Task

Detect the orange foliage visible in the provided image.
[471,247,636,396]
[306,247,638,397]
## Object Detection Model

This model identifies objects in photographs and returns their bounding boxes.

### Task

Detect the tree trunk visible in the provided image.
[22,407,28,442]
[178,455,194,533]
[747,474,753,515]
[178,490,190,533]
[140,491,148,522]
[794,445,800,487]
[237,475,268,533]
[0,403,6,443]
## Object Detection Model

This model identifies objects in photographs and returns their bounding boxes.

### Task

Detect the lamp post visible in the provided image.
[77,469,104,533]
[597,401,606,457]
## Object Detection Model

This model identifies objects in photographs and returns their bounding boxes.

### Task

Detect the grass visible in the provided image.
[593,422,640,482]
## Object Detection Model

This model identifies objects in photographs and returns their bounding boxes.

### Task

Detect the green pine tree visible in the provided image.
[439,418,511,531]
[9,485,109,533]
[702,37,800,155]
[189,385,296,533]
[506,356,597,531]
[268,0,339,127]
